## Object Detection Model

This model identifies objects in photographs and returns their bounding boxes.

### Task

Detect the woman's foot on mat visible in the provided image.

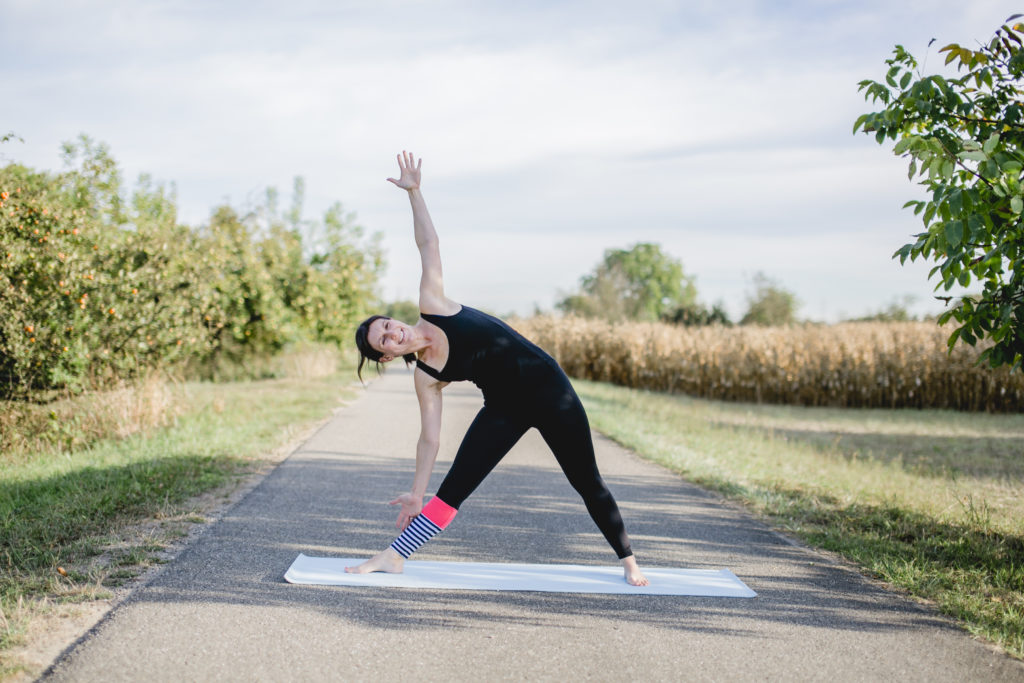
[622,555,649,586]
[345,548,405,574]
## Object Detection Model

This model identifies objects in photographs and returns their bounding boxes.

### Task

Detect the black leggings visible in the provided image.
[435,389,633,559]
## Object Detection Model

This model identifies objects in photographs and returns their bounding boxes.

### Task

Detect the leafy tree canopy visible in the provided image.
[740,272,799,326]
[855,15,1024,370]
[383,299,420,324]
[557,242,697,322]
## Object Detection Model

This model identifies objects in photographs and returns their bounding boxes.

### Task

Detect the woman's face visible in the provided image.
[368,317,412,361]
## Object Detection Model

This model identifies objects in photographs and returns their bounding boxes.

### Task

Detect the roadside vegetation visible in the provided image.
[0,352,355,679]
[0,137,377,679]
[0,135,381,402]
[574,379,1024,659]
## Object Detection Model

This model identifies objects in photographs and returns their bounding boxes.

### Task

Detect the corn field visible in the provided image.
[515,316,1024,412]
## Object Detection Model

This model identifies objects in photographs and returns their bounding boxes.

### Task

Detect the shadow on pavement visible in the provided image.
[124,446,955,641]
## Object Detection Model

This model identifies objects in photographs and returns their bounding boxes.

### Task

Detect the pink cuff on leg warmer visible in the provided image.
[421,496,457,529]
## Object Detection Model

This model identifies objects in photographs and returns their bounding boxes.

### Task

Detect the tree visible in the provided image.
[848,295,919,322]
[557,242,697,322]
[383,299,420,324]
[855,15,1024,370]
[740,272,798,326]
[663,301,732,326]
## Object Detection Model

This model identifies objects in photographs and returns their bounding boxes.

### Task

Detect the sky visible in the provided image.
[1,0,1018,321]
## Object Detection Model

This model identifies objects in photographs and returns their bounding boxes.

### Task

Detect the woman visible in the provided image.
[347,151,648,586]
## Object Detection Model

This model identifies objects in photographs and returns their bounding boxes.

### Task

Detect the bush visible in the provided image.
[0,137,382,399]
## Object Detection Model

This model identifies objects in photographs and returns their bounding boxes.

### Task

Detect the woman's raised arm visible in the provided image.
[387,151,453,315]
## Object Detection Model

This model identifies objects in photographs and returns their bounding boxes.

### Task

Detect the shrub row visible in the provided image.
[516,316,1024,412]
[0,137,380,399]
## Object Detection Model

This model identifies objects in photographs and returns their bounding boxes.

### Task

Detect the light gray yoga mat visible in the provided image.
[284,554,756,597]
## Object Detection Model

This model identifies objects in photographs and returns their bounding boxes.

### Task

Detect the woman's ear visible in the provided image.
[380,354,394,362]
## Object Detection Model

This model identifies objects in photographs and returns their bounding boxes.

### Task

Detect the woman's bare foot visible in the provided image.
[345,548,405,574]
[622,555,649,586]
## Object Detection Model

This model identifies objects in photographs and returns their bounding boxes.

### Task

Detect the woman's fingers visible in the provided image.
[394,150,421,173]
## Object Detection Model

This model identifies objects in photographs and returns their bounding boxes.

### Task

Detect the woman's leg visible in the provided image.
[386,405,530,560]
[535,393,648,584]
[435,406,530,507]
[535,391,633,560]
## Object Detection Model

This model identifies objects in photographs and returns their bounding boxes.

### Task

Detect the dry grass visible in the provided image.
[0,344,345,462]
[0,374,181,460]
[271,343,341,380]
[515,317,1024,412]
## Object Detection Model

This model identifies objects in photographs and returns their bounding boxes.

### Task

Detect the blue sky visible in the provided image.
[1,0,1018,320]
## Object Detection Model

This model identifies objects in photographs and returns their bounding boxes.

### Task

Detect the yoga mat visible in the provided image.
[284,554,756,597]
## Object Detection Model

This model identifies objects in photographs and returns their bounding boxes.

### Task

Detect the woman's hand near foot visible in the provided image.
[622,555,649,586]
[390,492,423,531]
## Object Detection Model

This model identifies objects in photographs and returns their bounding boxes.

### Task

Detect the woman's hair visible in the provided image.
[354,314,416,382]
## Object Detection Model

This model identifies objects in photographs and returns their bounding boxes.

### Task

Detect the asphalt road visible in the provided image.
[44,368,1024,681]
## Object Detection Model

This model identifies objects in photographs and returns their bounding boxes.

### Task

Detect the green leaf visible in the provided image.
[960,150,988,161]
[983,132,1000,154]
[967,214,984,240]
[886,65,900,87]
[1011,196,1023,214]
[899,71,912,89]
[923,203,937,225]
[893,137,912,154]
[893,244,913,264]
[944,220,964,247]
[949,188,963,214]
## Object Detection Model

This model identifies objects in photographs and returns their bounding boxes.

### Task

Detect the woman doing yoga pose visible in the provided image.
[347,152,648,586]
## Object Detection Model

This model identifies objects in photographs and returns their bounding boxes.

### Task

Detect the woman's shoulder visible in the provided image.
[419,296,463,318]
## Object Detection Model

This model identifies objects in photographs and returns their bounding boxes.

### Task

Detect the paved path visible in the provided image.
[45,369,1023,681]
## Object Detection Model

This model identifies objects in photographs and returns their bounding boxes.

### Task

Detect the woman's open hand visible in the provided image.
[387,150,422,191]
[390,492,424,531]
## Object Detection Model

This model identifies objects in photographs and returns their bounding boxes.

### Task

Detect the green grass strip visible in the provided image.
[573,379,1024,660]
[0,374,353,660]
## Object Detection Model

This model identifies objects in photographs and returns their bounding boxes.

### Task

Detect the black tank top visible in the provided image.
[415,306,563,405]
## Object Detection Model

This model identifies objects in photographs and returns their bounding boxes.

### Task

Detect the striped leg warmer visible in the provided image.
[390,496,458,559]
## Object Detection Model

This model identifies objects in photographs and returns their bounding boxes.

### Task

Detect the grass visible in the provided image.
[572,378,1024,659]
[0,368,355,678]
